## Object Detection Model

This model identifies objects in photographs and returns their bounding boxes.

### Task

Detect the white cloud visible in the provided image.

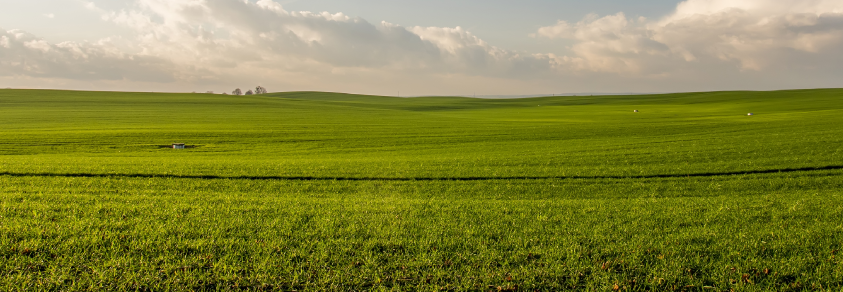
[24,40,52,52]
[0,29,177,82]
[94,0,550,76]
[537,0,843,73]
[1,0,842,94]
[44,13,55,19]
[1,0,552,89]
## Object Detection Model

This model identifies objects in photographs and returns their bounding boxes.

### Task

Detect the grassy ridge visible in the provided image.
[1,89,840,177]
[0,89,842,290]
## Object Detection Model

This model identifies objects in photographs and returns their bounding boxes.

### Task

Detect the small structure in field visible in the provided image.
[747,113,754,116]
[634,110,639,113]
[172,143,186,149]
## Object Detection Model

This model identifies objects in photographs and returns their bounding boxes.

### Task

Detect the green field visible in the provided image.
[1,89,841,291]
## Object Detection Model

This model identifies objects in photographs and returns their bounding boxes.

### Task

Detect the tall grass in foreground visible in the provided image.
[0,89,841,290]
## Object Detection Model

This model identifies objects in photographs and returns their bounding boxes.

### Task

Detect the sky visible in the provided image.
[0,0,842,95]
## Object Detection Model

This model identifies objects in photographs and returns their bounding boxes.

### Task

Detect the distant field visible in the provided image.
[0,89,841,291]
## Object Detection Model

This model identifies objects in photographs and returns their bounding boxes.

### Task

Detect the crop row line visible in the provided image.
[0,165,841,181]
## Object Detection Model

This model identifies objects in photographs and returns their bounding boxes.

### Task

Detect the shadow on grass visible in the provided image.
[0,166,841,181]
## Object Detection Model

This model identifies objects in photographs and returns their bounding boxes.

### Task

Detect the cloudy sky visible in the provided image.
[1,0,841,95]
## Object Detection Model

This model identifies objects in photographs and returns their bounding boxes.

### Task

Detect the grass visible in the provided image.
[0,88,841,291]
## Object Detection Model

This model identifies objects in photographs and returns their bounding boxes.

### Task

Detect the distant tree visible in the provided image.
[232,88,242,96]
[255,86,267,94]
[222,92,228,95]
[245,90,254,95]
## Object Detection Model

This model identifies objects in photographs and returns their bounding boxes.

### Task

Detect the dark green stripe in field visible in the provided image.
[1,164,842,181]
[0,89,841,290]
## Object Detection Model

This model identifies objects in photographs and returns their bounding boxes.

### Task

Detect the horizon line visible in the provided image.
[1,87,840,99]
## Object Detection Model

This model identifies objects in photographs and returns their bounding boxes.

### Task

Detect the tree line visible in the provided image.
[224,86,268,95]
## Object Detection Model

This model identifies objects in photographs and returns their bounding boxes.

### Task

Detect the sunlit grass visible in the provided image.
[0,88,841,290]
